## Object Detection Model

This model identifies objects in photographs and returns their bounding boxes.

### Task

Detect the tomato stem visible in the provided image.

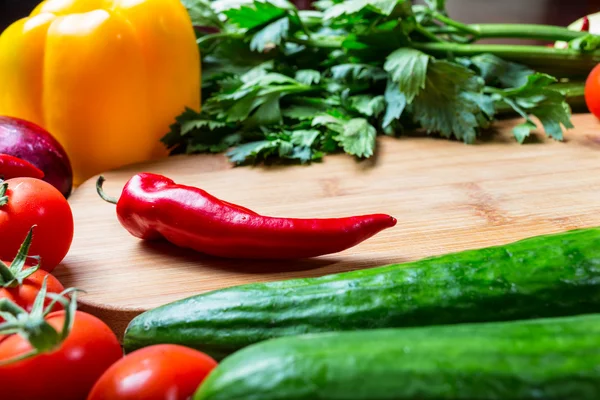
[0,298,26,316]
[96,176,119,205]
[0,280,79,365]
[0,262,13,286]
[0,227,40,287]
[0,181,8,207]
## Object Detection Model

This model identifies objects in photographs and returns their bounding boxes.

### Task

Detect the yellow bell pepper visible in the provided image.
[0,0,201,185]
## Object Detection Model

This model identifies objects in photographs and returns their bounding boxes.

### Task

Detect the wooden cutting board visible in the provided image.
[53,114,600,340]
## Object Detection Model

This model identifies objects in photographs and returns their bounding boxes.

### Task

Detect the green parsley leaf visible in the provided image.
[282,105,323,120]
[531,102,573,140]
[237,61,274,83]
[294,69,322,85]
[181,119,228,135]
[246,92,282,126]
[463,92,495,119]
[290,129,321,146]
[424,0,445,11]
[287,146,315,162]
[325,0,409,20]
[215,91,260,122]
[492,72,573,141]
[250,16,290,51]
[469,54,534,88]
[336,118,377,158]
[348,95,386,117]
[167,0,579,164]
[265,0,297,11]
[382,79,407,128]
[226,140,277,163]
[161,107,231,150]
[312,113,348,133]
[323,0,374,20]
[209,72,310,123]
[312,0,336,11]
[224,1,287,30]
[384,48,429,103]
[499,72,557,98]
[277,140,294,157]
[412,59,484,143]
[181,0,224,28]
[225,128,319,164]
[186,133,242,153]
[320,128,341,153]
[329,64,387,82]
[512,121,537,144]
[342,21,411,60]
[569,34,600,52]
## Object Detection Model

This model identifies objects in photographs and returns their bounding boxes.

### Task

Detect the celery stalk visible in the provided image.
[414,42,600,79]
[470,24,589,42]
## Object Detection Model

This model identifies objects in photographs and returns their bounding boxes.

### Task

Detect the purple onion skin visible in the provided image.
[0,116,73,198]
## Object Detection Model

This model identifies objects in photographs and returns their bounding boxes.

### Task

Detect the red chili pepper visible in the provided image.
[581,16,590,32]
[96,173,397,259]
[0,154,44,180]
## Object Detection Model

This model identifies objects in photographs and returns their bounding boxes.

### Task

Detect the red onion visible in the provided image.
[0,116,73,198]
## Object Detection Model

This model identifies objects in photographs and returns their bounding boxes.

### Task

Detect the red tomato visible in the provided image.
[0,264,65,314]
[87,344,218,400]
[0,177,74,272]
[585,63,600,119]
[0,310,123,400]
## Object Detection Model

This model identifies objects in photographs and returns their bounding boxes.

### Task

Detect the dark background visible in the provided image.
[0,0,598,35]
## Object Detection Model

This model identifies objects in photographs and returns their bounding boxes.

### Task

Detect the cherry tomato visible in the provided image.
[87,344,218,400]
[585,63,600,119]
[0,310,123,400]
[0,263,64,316]
[0,177,74,272]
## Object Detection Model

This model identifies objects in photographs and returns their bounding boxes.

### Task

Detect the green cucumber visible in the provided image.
[124,227,600,360]
[193,313,600,400]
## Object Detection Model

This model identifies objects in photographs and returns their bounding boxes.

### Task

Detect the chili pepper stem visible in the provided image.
[96,176,119,205]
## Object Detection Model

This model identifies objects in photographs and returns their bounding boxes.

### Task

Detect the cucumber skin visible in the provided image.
[124,227,600,360]
[193,314,600,400]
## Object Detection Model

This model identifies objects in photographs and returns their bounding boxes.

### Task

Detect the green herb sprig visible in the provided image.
[165,0,598,164]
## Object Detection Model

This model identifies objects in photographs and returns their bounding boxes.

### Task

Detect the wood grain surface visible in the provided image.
[53,114,600,340]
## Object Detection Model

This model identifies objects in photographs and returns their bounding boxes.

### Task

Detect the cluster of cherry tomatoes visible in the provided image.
[0,159,217,399]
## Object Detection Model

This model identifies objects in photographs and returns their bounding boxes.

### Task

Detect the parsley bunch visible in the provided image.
[163,0,599,164]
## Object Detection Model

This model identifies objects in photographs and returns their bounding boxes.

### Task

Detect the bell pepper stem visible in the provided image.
[96,176,119,205]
